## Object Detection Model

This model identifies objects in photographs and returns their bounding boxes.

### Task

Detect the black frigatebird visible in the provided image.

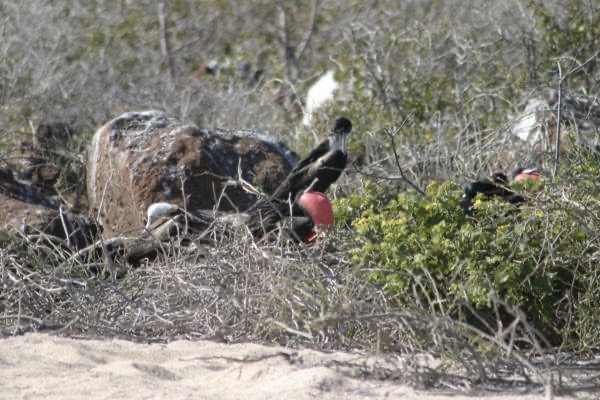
[459,172,525,214]
[246,189,314,241]
[270,117,352,202]
[142,199,315,242]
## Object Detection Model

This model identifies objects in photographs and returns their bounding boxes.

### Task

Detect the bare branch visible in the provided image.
[553,61,563,180]
[386,128,427,197]
[294,0,319,61]
[158,2,175,84]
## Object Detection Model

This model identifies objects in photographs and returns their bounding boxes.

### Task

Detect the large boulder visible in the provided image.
[87,110,297,236]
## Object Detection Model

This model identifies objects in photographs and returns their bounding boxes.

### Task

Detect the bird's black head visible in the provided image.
[491,172,509,186]
[334,117,352,135]
[462,182,479,200]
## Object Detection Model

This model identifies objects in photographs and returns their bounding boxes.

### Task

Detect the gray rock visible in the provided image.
[87,110,296,236]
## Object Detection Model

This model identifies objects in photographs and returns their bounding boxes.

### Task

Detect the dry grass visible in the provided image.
[2,221,599,395]
[1,0,600,395]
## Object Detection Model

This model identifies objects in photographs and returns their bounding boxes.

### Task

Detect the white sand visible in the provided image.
[0,333,591,399]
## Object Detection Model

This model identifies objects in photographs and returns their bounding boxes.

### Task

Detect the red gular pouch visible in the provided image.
[512,168,544,205]
[513,168,541,183]
[298,191,334,244]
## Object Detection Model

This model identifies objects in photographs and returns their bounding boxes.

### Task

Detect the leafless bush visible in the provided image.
[4,222,598,393]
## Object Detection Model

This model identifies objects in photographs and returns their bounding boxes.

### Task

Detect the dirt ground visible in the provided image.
[2,333,597,400]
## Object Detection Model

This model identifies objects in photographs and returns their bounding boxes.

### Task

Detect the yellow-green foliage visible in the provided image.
[335,167,600,345]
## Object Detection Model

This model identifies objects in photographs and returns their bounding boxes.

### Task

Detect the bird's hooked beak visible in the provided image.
[341,132,348,155]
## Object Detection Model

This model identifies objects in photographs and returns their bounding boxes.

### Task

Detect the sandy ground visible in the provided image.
[0,333,594,400]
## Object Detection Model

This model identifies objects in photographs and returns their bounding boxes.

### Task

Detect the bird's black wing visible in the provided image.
[270,140,330,201]
[291,140,331,173]
[309,150,347,193]
[246,196,313,241]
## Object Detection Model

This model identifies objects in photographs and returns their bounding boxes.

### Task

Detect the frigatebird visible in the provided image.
[459,172,525,214]
[270,117,352,202]
[246,192,314,241]
[143,194,316,243]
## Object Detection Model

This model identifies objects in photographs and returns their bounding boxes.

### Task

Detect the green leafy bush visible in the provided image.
[335,168,600,347]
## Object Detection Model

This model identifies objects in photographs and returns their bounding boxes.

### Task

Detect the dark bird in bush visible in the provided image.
[142,202,221,241]
[247,193,314,241]
[270,117,352,202]
[139,200,309,245]
[459,172,525,214]
[250,179,335,243]
[142,187,332,244]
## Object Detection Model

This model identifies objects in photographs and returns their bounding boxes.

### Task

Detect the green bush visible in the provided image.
[335,167,600,347]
